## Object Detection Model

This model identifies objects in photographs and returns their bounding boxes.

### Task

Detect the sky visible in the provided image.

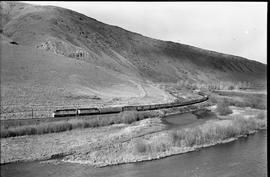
[23,1,267,64]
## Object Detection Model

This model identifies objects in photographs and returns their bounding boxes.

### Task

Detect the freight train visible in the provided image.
[52,93,208,117]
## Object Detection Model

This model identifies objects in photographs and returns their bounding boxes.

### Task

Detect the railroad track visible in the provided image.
[0,113,121,127]
[1,93,208,127]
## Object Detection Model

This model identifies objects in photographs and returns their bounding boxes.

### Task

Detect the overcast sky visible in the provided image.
[23,1,267,64]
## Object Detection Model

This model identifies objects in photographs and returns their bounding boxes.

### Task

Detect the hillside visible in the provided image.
[0,1,267,119]
[1,39,176,119]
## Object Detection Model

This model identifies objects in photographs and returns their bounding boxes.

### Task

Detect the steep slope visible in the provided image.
[1,39,174,119]
[1,1,266,84]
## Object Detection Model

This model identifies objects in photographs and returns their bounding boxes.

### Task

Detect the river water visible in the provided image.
[1,129,266,177]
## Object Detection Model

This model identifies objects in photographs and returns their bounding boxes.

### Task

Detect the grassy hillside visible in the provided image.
[0,1,266,119]
[0,40,174,119]
[1,2,266,84]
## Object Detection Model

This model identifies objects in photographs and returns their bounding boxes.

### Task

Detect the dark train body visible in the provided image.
[77,108,99,115]
[52,109,78,117]
[53,92,208,117]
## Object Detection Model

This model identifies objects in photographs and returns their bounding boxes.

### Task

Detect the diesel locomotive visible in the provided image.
[52,92,208,117]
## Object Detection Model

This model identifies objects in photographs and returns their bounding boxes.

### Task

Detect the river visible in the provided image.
[1,129,266,177]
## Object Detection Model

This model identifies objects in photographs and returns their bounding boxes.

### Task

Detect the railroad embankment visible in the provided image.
[1,97,209,138]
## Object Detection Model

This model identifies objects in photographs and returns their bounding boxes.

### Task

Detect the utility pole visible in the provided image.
[32,108,34,119]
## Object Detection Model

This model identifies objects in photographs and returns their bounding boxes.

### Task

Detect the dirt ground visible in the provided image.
[0,118,166,164]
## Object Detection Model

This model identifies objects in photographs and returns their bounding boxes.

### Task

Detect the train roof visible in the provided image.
[54,108,77,112]
[78,107,99,110]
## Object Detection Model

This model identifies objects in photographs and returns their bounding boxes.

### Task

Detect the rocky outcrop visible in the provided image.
[36,40,90,60]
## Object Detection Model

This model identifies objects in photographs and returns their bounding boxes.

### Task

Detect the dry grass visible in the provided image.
[208,95,218,104]
[132,115,266,154]
[224,96,266,110]
[256,112,266,120]
[0,110,164,138]
[216,99,233,116]
[133,139,148,154]
[209,91,267,110]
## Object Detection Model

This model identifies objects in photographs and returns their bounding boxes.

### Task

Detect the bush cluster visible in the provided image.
[212,91,266,110]
[223,96,266,110]
[132,115,266,154]
[216,99,233,115]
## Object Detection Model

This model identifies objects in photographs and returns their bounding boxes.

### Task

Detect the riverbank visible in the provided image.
[64,131,261,168]
[0,118,166,164]
[1,131,267,177]
[0,106,266,166]
[62,108,266,167]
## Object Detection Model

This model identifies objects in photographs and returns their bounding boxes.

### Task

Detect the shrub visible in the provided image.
[0,129,9,138]
[133,139,148,154]
[227,96,266,110]
[256,112,265,120]
[131,116,266,154]
[209,96,218,104]
[216,99,233,115]
[213,91,266,110]
[153,142,167,152]
[243,96,266,109]
[184,129,197,146]
[168,131,179,145]
[228,85,235,90]
[121,111,137,124]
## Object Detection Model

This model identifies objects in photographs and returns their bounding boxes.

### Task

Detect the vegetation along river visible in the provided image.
[1,113,267,177]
